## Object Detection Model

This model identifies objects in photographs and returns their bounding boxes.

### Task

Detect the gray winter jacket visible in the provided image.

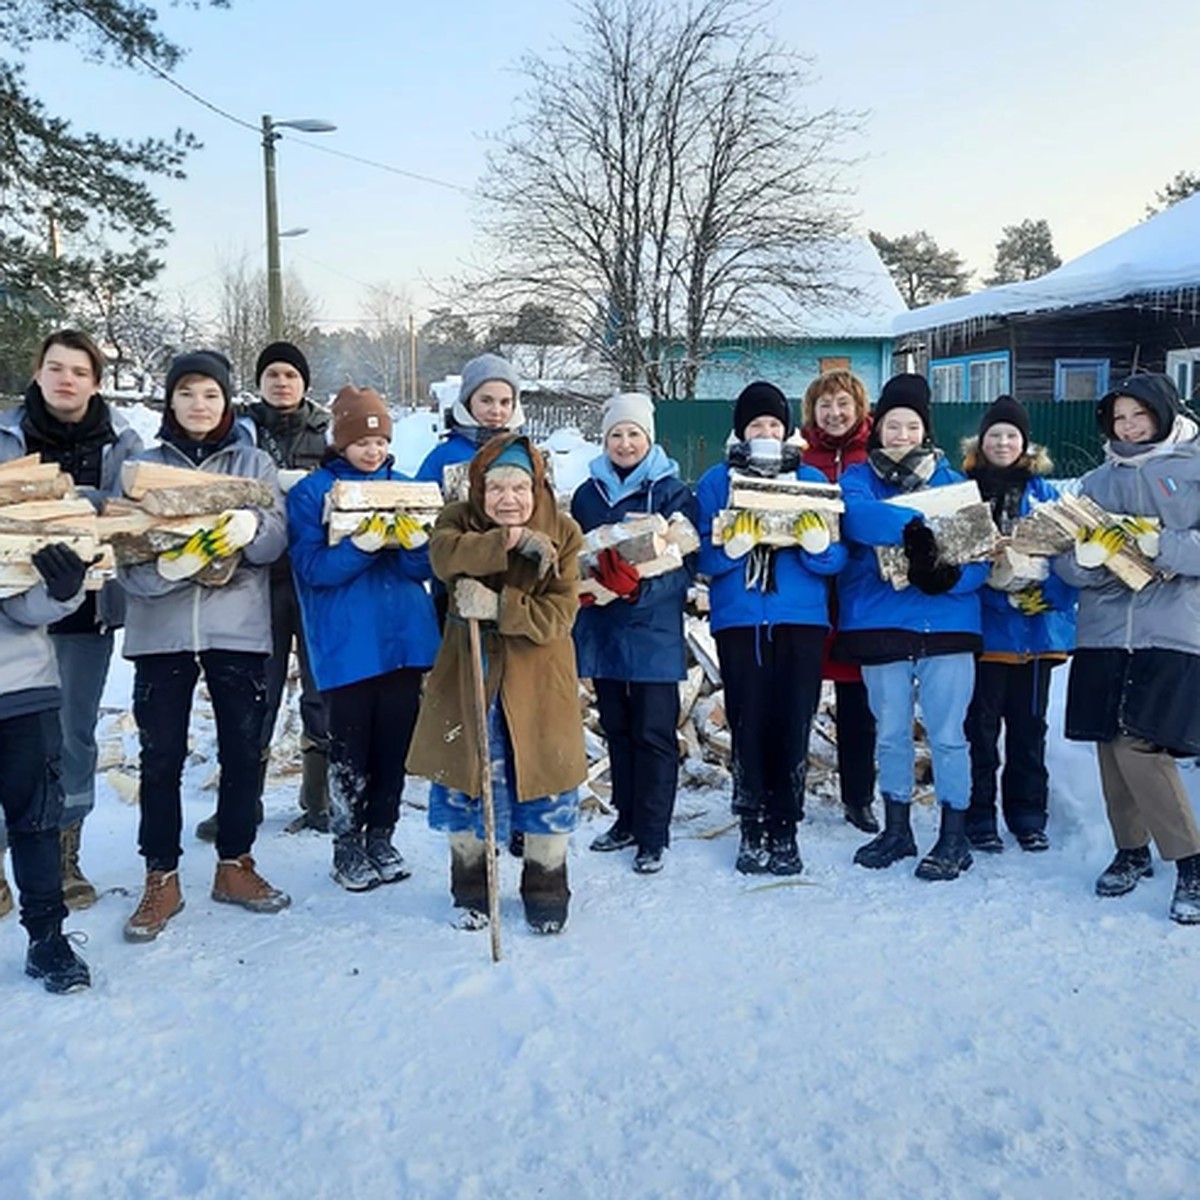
[0,581,86,718]
[1054,426,1200,656]
[0,404,143,630]
[118,426,286,658]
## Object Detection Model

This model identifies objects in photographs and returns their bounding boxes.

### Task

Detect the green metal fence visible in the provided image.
[656,399,1104,483]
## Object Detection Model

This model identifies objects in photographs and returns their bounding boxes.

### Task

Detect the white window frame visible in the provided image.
[1166,348,1200,405]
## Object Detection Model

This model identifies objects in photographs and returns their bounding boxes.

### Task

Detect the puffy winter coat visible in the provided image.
[118,425,286,658]
[838,457,988,643]
[241,398,329,473]
[696,460,846,634]
[406,435,587,801]
[0,579,86,720]
[571,445,697,683]
[288,455,439,692]
[0,399,142,630]
[414,430,479,492]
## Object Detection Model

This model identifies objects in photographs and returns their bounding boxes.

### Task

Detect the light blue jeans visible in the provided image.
[862,653,975,811]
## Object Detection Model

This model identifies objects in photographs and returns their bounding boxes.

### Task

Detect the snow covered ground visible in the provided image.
[3,404,1198,1197]
[2,662,1200,1200]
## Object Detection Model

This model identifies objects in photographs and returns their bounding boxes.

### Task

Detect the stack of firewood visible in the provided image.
[710,471,844,550]
[577,512,700,604]
[322,479,443,547]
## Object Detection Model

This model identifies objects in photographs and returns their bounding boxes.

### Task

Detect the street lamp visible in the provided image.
[262,114,336,340]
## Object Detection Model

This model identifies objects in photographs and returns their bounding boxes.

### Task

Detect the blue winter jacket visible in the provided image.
[696,460,846,634]
[414,431,476,489]
[288,455,440,692]
[979,475,1076,657]
[571,445,698,682]
[839,458,987,636]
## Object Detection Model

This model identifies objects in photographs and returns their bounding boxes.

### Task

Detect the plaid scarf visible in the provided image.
[867,444,940,492]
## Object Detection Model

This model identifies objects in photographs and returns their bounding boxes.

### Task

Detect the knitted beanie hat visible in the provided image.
[978,394,1030,449]
[255,341,311,390]
[601,391,656,442]
[733,380,794,440]
[331,384,393,451]
[165,350,233,408]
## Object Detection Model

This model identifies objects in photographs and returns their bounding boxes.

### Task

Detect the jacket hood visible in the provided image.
[587,443,679,504]
[466,434,555,531]
[960,437,1053,476]
[1098,373,1185,442]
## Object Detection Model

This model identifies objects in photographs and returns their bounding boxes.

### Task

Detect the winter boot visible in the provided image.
[1016,829,1050,853]
[589,821,635,852]
[365,828,411,884]
[0,856,12,920]
[123,869,184,942]
[854,798,918,870]
[767,820,804,876]
[25,928,90,994]
[633,847,665,874]
[915,805,974,881]
[521,834,570,934]
[212,855,290,912]
[449,832,489,927]
[843,801,880,835]
[1094,846,1153,897]
[735,816,771,875]
[1169,853,1200,925]
[966,814,1004,854]
[287,737,331,833]
[60,821,98,910]
[331,834,382,891]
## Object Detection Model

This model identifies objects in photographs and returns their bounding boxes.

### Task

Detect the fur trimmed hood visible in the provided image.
[960,437,1053,477]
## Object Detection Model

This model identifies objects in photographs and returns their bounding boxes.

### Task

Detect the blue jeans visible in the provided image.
[862,653,975,810]
[52,630,115,829]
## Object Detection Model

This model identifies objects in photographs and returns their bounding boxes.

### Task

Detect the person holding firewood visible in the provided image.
[287,385,439,892]
[571,392,698,874]
[0,329,143,915]
[407,434,586,934]
[696,381,847,877]
[1054,373,1200,924]
[119,350,290,942]
[837,373,989,882]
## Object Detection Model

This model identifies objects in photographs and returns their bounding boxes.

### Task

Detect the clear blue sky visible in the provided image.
[21,0,1200,326]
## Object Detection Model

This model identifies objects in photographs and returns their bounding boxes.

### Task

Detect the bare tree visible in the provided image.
[475,0,857,398]
[359,283,414,402]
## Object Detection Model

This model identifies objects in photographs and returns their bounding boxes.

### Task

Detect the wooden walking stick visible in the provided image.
[467,615,503,962]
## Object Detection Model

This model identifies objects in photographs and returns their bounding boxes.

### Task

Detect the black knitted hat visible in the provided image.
[978,394,1030,449]
[255,341,310,390]
[733,380,794,439]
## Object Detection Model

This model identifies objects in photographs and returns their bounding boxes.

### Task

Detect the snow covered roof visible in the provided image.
[720,237,907,340]
[895,192,1200,336]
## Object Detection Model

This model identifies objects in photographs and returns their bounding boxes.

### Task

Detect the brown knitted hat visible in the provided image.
[331,385,393,451]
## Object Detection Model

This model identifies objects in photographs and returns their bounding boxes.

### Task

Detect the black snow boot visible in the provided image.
[450,834,489,925]
[853,797,917,870]
[766,820,803,876]
[966,817,1004,854]
[1170,854,1200,925]
[843,801,880,834]
[915,806,974,882]
[1094,846,1153,897]
[521,859,570,935]
[735,816,771,875]
[25,929,91,994]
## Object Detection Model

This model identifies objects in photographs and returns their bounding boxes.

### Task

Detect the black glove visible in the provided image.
[901,517,939,571]
[32,543,88,602]
[908,558,962,595]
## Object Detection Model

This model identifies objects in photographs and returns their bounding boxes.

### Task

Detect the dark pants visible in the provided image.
[0,709,66,937]
[965,658,1056,836]
[262,572,328,755]
[716,624,824,827]
[834,679,877,808]
[326,669,423,836]
[134,651,268,869]
[594,678,680,855]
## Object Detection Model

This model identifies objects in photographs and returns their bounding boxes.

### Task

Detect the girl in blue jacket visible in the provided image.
[696,381,846,876]
[837,374,989,881]
[288,386,439,892]
[572,393,698,874]
[962,396,1075,854]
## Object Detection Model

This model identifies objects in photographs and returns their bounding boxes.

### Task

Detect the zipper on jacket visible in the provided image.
[192,580,202,653]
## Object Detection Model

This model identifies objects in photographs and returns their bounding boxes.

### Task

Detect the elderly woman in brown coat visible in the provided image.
[407,434,586,933]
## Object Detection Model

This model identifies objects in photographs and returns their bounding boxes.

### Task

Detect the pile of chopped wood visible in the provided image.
[322,479,442,547]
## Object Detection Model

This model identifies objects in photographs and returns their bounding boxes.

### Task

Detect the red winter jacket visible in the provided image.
[801,417,872,683]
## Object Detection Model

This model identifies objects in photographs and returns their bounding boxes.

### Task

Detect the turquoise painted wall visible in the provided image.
[689,338,893,401]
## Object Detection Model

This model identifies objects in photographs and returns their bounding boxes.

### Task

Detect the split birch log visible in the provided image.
[0,532,105,597]
[121,461,274,516]
[685,616,722,686]
[0,497,98,532]
[711,507,842,548]
[988,544,1050,592]
[727,472,844,515]
[875,483,999,590]
[577,513,700,603]
[323,479,443,546]
[0,455,73,504]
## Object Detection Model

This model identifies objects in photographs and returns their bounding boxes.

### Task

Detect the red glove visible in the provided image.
[593,547,640,599]
[578,590,597,607]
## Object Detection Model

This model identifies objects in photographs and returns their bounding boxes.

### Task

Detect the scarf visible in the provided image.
[726,439,801,478]
[867,444,940,492]
[160,407,238,465]
[21,382,114,488]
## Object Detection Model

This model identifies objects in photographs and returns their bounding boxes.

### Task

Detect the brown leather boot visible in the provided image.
[124,870,185,942]
[212,855,290,913]
[0,856,12,920]
[61,822,98,910]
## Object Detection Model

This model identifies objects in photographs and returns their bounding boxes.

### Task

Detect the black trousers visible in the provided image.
[262,571,328,754]
[326,669,423,835]
[716,625,824,827]
[594,678,680,854]
[134,651,267,869]
[834,679,877,808]
[965,658,1056,836]
[0,709,66,937]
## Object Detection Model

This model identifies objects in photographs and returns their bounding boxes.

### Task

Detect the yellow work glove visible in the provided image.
[793,510,831,554]
[390,512,429,551]
[1009,584,1052,616]
[350,511,389,553]
[1119,516,1160,558]
[156,510,258,581]
[1075,524,1126,569]
[723,511,763,560]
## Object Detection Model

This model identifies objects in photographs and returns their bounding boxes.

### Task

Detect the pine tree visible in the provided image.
[868,230,972,308]
[986,219,1061,285]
